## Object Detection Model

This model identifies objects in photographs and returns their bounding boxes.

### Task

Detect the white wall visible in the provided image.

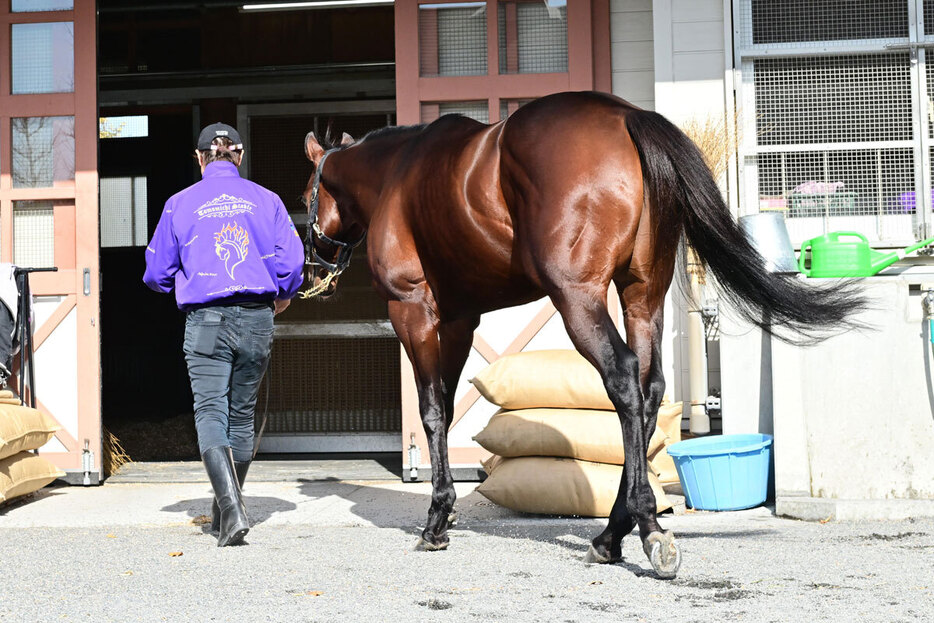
[652,0,728,124]
[653,0,732,414]
[610,0,655,110]
[610,1,739,413]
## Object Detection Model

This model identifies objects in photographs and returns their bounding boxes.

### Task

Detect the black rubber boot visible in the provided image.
[201,446,250,547]
[211,460,250,533]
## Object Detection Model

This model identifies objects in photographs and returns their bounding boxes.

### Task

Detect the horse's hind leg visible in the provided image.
[550,284,680,578]
[588,281,679,576]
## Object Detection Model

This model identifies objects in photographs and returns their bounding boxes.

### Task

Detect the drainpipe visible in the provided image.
[686,247,710,435]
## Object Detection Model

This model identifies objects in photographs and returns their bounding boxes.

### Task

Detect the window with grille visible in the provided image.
[499,98,533,120]
[100,177,148,248]
[736,0,928,244]
[11,0,72,11]
[421,101,490,124]
[99,116,149,139]
[753,55,912,146]
[12,116,75,188]
[13,201,58,269]
[498,0,567,74]
[419,2,488,77]
[741,0,909,49]
[11,22,74,94]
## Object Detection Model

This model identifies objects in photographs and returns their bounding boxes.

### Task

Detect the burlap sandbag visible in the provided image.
[0,451,65,504]
[0,390,22,405]
[477,456,671,517]
[0,403,61,460]
[470,350,615,410]
[473,402,683,466]
[480,453,504,475]
[648,443,680,486]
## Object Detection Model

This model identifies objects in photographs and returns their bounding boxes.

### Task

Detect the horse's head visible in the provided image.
[302,130,361,299]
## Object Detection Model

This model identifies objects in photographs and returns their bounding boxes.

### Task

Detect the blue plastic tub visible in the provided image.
[666,434,773,511]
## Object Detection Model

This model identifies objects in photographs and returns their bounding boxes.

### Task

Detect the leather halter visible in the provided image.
[304,148,365,277]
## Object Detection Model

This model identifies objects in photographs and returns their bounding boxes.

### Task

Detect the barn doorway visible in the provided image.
[97,0,400,462]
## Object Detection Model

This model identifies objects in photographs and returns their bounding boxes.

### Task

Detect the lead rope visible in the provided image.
[297,270,338,299]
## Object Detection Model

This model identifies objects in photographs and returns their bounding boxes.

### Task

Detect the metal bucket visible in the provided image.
[739,212,798,274]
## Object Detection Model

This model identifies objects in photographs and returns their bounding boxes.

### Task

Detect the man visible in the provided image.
[144,122,304,547]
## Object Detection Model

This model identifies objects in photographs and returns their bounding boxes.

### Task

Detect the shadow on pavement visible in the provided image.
[293,479,777,571]
[161,494,297,532]
[0,487,67,516]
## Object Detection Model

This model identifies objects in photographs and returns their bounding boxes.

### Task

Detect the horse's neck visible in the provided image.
[333,137,410,224]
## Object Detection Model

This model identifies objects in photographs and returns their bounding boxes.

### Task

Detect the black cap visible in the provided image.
[197,122,243,151]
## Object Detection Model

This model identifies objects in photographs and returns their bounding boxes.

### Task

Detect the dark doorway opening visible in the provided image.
[98,1,400,462]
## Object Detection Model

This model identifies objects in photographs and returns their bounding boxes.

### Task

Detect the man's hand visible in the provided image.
[274,298,291,315]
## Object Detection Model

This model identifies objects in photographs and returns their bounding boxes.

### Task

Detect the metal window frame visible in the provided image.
[733,0,934,246]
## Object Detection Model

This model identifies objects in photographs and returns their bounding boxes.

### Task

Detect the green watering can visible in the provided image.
[798,231,934,277]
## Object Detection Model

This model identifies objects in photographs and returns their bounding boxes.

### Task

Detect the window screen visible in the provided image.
[753,54,912,146]
[100,116,149,139]
[13,201,59,269]
[741,0,908,48]
[421,101,490,124]
[11,0,72,11]
[498,0,567,74]
[499,98,533,121]
[100,177,148,248]
[11,22,74,94]
[419,2,488,77]
[12,116,75,188]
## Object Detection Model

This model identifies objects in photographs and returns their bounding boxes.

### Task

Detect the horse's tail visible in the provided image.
[623,108,866,341]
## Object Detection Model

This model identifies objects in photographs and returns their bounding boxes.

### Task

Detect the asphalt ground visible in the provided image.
[1,477,932,622]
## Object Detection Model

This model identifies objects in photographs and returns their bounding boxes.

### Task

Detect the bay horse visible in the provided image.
[300,91,861,578]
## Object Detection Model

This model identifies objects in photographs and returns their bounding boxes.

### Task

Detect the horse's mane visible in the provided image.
[360,124,426,144]
[318,123,427,151]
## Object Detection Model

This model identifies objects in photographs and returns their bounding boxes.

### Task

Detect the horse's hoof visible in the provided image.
[643,530,681,579]
[447,512,458,528]
[414,537,449,552]
[584,544,621,564]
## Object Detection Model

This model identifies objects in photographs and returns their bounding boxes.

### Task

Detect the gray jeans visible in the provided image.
[183,304,274,463]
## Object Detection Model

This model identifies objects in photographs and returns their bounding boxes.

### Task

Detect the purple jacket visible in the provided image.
[143,161,305,309]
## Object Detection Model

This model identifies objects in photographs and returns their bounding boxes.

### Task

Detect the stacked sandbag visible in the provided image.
[0,393,64,505]
[470,350,682,517]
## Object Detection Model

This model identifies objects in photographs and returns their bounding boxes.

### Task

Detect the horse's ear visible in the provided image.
[305,131,325,162]
[341,132,354,146]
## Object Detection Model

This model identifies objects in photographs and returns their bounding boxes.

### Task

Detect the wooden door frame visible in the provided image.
[0,1,100,482]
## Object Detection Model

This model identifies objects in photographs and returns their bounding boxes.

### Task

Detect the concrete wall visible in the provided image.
[772,276,934,502]
[719,309,773,436]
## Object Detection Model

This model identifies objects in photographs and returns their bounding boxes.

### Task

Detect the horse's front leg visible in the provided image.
[388,297,455,550]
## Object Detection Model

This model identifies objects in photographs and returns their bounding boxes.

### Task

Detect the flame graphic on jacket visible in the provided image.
[214,221,249,279]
